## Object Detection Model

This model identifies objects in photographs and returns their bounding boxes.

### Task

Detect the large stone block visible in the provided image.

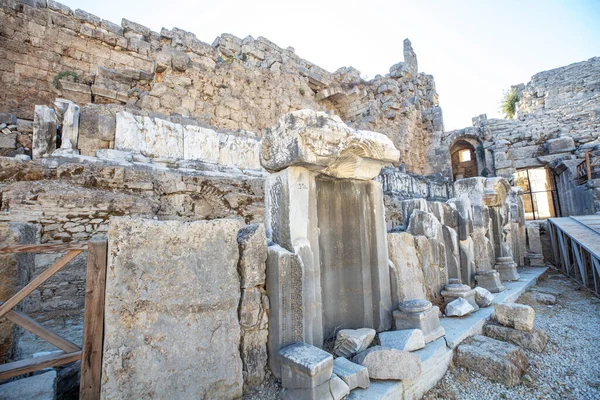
[260,110,400,180]
[279,342,333,389]
[388,232,427,305]
[483,324,548,353]
[378,329,425,352]
[545,136,575,154]
[352,346,421,380]
[115,111,184,159]
[101,217,243,399]
[333,357,370,390]
[33,105,57,159]
[79,104,117,142]
[333,328,376,358]
[442,226,461,280]
[494,303,535,332]
[54,99,79,148]
[0,370,56,400]
[407,210,443,240]
[237,223,267,288]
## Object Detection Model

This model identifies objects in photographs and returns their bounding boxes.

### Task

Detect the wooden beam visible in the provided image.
[80,238,108,400]
[586,151,592,183]
[0,301,80,353]
[0,350,81,380]
[0,250,83,319]
[0,242,88,254]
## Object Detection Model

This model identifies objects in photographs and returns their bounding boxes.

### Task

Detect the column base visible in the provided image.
[475,270,504,293]
[393,299,445,343]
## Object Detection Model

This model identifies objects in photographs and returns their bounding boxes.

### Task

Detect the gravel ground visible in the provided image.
[425,269,600,400]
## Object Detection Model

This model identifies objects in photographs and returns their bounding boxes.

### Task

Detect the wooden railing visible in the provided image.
[0,238,107,400]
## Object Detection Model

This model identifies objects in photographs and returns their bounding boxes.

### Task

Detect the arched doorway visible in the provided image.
[451,140,478,180]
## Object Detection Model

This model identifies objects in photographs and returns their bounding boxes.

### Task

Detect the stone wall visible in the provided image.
[0,0,444,174]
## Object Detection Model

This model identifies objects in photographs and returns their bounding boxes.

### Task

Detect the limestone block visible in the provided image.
[459,237,476,286]
[545,136,575,154]
[280,375,349,400]
[54,99,79,148]
[95,149,133,162]
[407,210,443,240]
[393,301,445,343]
[447,195,472,240]
[279,342,333,389]
[33,105,57,159]
[475,270,505,293]
[445,297,475,317]
[0,133,16,149]
[333,328,376,358]
[333,357,370,390]
[101,217,243,399]
[388,232,427,305]
[218,133,261,170]
[352,346,421,380]
[260,110,400,180]
[240,329,268,387]
[182,125,219,163]
[455,335,528,387]
[474,287,494,307]
[0,370,56,400]
[483,324,548,353]
[237,223,267,288]
[378,329,425,352]
[347,380,403,399]
[400,198,428,227]
[525,223,543,254]
[494,303,535,332]
[0,113,17,125]
[115,112,184,159]
[442,226,461,280]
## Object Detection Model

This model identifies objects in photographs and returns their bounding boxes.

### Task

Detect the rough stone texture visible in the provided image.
[348,380,404,399]
[280,375,349,400]
[352,346,422,380]
[378,329,425,352]
[279,342,333,389]
[101,217,243,400]
[484,324,549,353]
[455,335,529,387]
[474,287,494,307]
[393,301,445,343]
[54,99,80,148]
[333,328,376,358]
[0,370,57,400]
[333,357,370,390]
[237,223,267,289]
[32,105,57,159]
[387,232,427,305]
[494,303,535,332]
[0,222,36,362]
[260,110,400,180]
[445,297,475,317]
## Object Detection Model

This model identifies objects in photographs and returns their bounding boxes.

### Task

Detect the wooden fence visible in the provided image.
[0,237,107,400]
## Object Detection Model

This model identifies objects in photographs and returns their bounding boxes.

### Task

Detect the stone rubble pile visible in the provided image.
[0,112,33,158]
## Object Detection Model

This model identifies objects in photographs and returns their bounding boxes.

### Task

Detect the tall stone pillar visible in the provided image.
[33,105,57,159]
[261,110,399,377]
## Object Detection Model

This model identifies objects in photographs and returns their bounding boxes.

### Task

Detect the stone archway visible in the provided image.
[451,139,479,180]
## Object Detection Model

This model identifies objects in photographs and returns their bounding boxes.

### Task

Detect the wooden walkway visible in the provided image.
[548,216,600,297]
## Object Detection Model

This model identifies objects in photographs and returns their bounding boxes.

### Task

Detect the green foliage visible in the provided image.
[501,88,519,119]
[52,71,79,89]
[299,87,305,96]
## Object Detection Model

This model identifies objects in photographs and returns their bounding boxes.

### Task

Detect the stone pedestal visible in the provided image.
[393,299,445,343]
[441,283,479,312]
[495,256,520,281]
[475,270,504,293]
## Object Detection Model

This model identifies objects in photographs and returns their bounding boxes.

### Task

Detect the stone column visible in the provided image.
[33,105,57,159]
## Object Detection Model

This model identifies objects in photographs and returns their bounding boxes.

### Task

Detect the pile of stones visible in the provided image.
[455,302,549,387]
[0,113,32,158]
[278,326,429,399]
[442,280,495,317]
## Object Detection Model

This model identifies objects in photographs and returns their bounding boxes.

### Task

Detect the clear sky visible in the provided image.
[61,0,600,130]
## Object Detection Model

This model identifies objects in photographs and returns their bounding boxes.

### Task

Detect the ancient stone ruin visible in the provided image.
[0,1,599,399]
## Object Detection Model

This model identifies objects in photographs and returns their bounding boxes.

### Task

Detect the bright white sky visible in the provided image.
[63,0,600,130]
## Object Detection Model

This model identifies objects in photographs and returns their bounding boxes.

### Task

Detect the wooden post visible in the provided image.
[79,238,108,400]
[586,151,592,183]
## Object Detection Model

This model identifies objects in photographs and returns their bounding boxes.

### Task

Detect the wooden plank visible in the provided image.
[0,242,88,254]
[0,350,82,380]
[80,238,108,400]
[586,151,592,183]
[0,250,83,319]
[0,301,80,353]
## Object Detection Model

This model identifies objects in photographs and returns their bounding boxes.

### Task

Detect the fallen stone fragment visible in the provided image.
[474,287,494,307]
[334,328,376,358]
[533,292,557,305]
[347,380,403,399]
[378,329,425,352]
[281,374,350,400]
[352,346,421,380]
[483,324,549,353]
[455,335,529,387]
[333,357,370,390]
[279,342,333,389]
[445,297,475,317]
[0,370,56,400]
[494,303,535,332]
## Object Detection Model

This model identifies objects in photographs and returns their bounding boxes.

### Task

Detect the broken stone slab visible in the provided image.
[388,232,427,306]
[237,223,267,288]
[445,297,475,317]
[333,357,370,390]
[441,283,479,311]
[532,292,557,305]
[280,374,349,400]
[494,303,535,332]
[95,149,133,162]
[352,346,421,380]
[54,99,80,148]
[0,370,56,400]
[393,299,445,343]
[473,287,494,307]
[279,342,333,389]
[33,105,57,159]
[483,324,549,353]
[333,328,376,358]
[475,269,505,293]
[455,335,529,387]
[347,380,403,399]
[260,110,400,180]
[378,329,425,352]
[0,113,17,126]
[407,209,443,240]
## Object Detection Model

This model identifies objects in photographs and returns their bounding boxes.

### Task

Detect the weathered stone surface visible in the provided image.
[388,232,427,305]
[494,303,535,332]
[55,99,80,148]
[532,292,557,305]
[0,370,56,400]
[474,287,494,307]
[378,329,425,352]
[240,329,268,387]
[333,328,376,358]
[33,105,57,159]
[333,357,370,390]
[352,346,421,380]
[79,104,117,142]
[445,297,475,317]
[260,110,400,180]
[101,217,243,399]
[484,324,549,353]
[455,335,529,387]
[96,149,133,162]
[441,283,479,311]
[0,133,16,149]
[545,136,576,154]
[281,374,350,400]
[279,342,333,389]
[475,270,505,293]
[442,226,461,280]
[348,380,403,399]
[407,210,443,240]
[393,300,445,343]
[237,223,267,288]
